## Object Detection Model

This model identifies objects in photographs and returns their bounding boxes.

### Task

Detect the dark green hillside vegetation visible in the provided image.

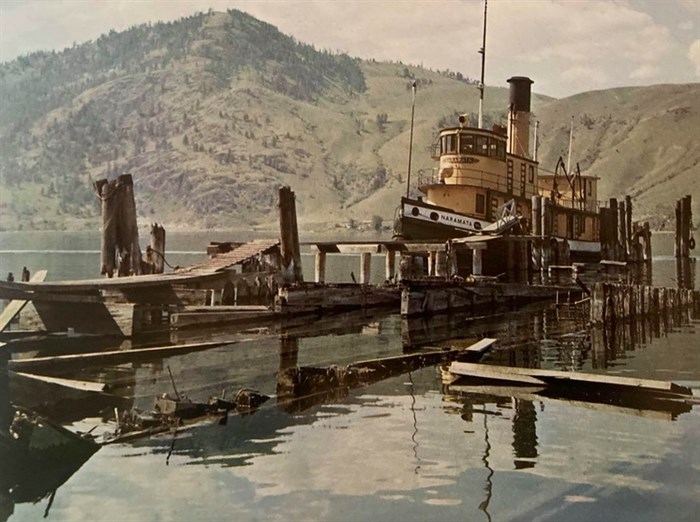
[0,9,697,232]
[0,9,369,230]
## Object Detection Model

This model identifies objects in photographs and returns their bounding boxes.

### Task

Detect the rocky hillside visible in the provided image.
[0,9,697,232]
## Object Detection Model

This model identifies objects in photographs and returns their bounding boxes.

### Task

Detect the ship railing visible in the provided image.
[552,195,603,213]
[416,168,538,198]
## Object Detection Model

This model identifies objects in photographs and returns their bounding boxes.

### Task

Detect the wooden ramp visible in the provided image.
[0,240,281,301]
[179,239,280,274]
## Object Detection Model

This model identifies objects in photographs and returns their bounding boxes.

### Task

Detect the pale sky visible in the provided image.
[1,0,698,98]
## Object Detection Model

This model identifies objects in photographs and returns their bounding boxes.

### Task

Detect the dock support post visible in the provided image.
[531,196,542,275]
[435,251,447,278]
[472,248,483,276]
[619,198,628,261]
[428,251,436,277]
[609,198,620,261]
[278,186,304,284]
[447,241,458,278]
[315,252,326,283]
[398,255,410,282]
[643,222,652,262]
[681,195,692,258]
[360,252,372,284]
[385,250,396,282]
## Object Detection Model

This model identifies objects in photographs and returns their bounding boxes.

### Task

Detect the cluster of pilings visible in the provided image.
[94,174,166,277]
[599,196,652,263]
[590,282,699,325]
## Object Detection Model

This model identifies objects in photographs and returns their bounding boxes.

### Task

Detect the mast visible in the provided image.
[406,80,417,198]
[477,0,488,129]
[566,115,574,174]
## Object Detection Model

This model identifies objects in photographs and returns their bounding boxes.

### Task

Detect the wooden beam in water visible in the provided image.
[448,362,693,397]
[171,307,277,329]
[8,339,235,370]
[447,384,690,421]
[11,371,108,393]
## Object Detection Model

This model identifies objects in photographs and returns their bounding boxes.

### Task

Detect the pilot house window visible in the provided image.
[476,193,486,214]
[459,134,475,154]
[442,134,457,154]
[475,136,489,156]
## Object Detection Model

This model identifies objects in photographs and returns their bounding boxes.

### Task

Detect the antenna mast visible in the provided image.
[477,0,488,129]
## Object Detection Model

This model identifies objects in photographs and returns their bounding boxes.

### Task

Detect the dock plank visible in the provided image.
[0,270,47,331]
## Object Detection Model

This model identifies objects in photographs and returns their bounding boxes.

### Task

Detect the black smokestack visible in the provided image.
[507,76,533,112]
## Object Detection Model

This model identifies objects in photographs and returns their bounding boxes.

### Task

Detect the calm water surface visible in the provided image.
[0,231,699,522]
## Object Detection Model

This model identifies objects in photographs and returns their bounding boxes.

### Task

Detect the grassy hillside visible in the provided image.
[0,9,696,233]
[535,84,700,226]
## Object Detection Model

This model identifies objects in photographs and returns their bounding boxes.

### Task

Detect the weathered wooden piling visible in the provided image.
[360,252,372,284]
[117,174,143,276]
[541,197,553,274]
[96,179,117,277]
[625,195,633,260]
[676,195,693,259]
[278,186,303,284]
[148,223,166,274]
[531,196,542,274]
[314,252,326,283]
[385,250,396,281]
[619,198,628,260]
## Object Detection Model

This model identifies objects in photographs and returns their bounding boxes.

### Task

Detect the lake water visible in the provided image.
[1,231,699,522]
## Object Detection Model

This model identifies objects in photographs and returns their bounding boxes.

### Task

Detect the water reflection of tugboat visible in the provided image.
[394,2,601,262]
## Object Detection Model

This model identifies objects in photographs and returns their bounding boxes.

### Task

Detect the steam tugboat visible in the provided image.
[394,1,601,262]
[394,76,601,262]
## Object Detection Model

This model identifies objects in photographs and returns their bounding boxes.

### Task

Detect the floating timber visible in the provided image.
[447,382,693,421]
[448,362,693,398]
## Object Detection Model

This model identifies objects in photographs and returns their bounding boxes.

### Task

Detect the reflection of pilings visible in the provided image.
[479,413,494,522]
[0,350,10,434]
[512,399,537,469]
[278,335,299,374]
[276,335,299,404]
[590,283,699,325]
